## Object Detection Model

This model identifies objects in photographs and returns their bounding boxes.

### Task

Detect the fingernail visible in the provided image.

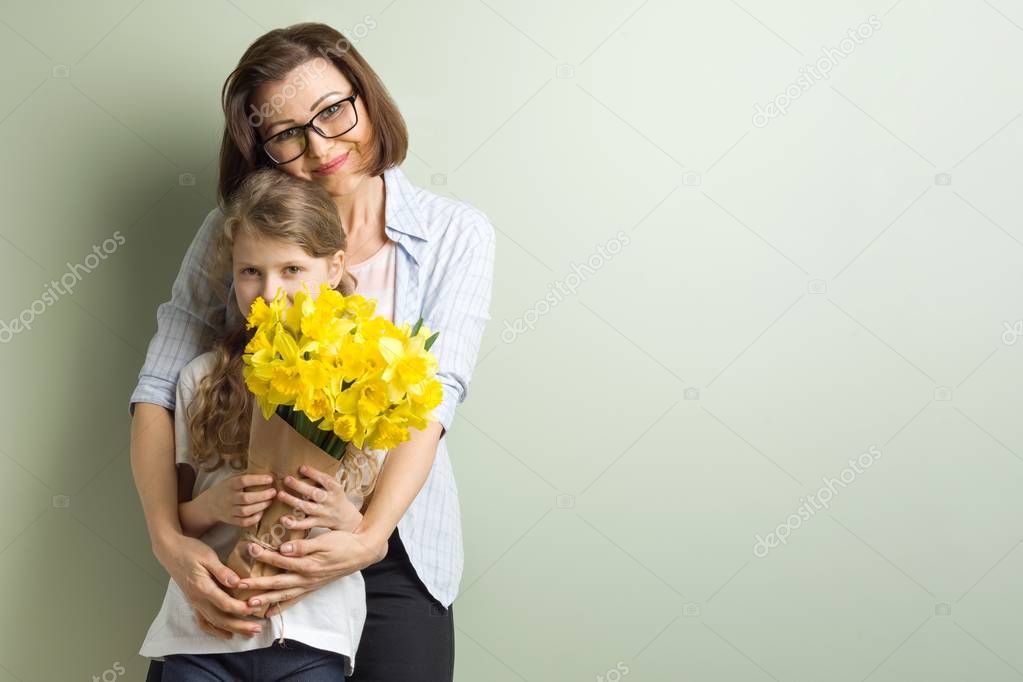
[251,598,261,606]
[282,543,293,553]
[227,576,238,587]
[238,582,248,589]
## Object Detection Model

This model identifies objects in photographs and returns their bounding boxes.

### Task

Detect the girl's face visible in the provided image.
[232,230,345,316]
[252,59,374,197]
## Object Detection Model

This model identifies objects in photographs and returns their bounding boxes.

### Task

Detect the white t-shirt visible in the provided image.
[347,238,396,323]
[138,351,366,676]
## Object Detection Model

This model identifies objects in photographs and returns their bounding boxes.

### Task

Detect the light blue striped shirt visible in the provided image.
[129,165,496,607]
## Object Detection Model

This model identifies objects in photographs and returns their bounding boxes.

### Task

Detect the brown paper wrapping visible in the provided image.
[226,407,345,618]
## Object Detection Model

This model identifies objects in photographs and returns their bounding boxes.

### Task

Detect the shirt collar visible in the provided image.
[383,166,429,264]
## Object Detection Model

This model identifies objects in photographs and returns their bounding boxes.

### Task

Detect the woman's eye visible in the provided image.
[277,128,300,140]
[285,266,302,274]
[321,103,342,119]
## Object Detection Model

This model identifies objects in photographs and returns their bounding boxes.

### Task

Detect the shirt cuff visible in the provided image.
[432,382,461,438]
[129,375,177,417]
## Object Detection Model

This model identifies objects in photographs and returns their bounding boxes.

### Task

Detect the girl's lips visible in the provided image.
[313,152,349,175]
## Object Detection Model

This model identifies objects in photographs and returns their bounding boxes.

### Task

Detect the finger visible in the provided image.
[238,488,277,504]
[233,474,275,490]
[200,573,260,618]
[282,475,325,502]
[202,608,264,637]
[298,464,340,491]
[208,562,242,591]
[280,513,320,530]
[237,512,264,528]
[249,542,315,574]
[235,569,311,592]
[234,499,274,517]
[194,611,234,640]
[276,489,321,513]
[251,586,314,609]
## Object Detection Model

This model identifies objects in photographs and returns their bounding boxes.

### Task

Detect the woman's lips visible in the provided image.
[313,152,349,175]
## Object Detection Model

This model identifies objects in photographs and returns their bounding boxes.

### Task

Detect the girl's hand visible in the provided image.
[191,473,278,529]
[276,465,364,532]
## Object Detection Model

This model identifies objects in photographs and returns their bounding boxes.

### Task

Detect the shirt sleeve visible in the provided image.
[128,208,229,417]
[421,211,496,438]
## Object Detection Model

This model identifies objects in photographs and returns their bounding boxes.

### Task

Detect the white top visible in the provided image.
[138,351,366,675]
[347,238,397,324]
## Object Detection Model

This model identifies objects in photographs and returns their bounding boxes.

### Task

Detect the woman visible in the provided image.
[131,22,495,681]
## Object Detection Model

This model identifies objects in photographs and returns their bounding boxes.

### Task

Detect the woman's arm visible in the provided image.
[131,404,262,636]
[130,208,263,635]
[130,403,184,555]
[352,420,445,554]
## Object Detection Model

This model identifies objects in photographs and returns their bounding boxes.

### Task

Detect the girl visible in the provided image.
[139,168,381,679]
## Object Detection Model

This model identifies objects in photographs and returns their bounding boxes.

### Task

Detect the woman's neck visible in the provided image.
[334,174,386,264]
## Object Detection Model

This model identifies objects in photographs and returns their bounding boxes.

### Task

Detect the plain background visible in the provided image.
[2,0,1023,680]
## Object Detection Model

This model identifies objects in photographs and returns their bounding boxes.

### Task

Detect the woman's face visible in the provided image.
[252,59,374,197]
[232,229,345,317]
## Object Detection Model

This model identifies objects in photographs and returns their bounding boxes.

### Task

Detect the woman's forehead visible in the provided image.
[253,60,352,118]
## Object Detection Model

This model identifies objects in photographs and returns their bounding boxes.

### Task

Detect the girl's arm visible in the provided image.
[176,464,217,538]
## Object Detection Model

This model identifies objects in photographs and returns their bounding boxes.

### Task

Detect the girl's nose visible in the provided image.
[262,282,280,303]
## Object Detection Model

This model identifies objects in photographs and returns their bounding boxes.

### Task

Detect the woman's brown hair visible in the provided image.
[218,22,408,204]
[190,168,378,499]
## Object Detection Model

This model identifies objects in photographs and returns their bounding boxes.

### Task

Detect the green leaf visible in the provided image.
[424,331,440,351]
[411,318,423,337]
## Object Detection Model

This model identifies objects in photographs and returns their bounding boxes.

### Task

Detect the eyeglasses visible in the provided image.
[261,93,359,165]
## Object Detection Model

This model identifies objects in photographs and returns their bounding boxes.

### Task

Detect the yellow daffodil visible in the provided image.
[242,281,444,460]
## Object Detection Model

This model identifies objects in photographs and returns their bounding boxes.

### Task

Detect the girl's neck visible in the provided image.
[333,174,386,265]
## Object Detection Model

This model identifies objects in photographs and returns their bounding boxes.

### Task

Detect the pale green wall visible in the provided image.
[2,1,1023,680]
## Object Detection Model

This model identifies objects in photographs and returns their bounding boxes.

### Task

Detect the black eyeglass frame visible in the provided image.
[260,92,360,165]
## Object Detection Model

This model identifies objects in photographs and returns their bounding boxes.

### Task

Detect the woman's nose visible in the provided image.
[306,130,333,160]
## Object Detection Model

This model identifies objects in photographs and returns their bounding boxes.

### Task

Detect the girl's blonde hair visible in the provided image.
[189,169,378,500]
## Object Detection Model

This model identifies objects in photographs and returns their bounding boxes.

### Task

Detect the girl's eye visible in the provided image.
[285,266,302,274]
[240,267,259,276]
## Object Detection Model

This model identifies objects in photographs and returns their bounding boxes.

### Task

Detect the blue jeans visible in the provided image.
[159,639,348,681]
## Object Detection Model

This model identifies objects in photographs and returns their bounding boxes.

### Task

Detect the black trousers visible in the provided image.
[146,528,454,681]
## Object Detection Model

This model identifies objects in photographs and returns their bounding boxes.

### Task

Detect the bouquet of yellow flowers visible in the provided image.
[226,282,443,614]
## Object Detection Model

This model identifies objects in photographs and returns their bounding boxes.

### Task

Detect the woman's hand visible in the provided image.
[155,533,268,638]
[276,464,364,532]
[182,473,277,536]
[234,529,388,609]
